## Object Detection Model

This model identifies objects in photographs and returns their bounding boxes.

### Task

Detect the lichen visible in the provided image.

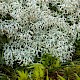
[0,0,80,66]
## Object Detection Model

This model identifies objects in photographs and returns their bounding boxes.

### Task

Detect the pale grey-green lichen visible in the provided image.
[0,0,80,66]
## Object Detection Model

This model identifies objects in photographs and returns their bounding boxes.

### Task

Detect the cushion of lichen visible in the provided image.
[0,0,80,66]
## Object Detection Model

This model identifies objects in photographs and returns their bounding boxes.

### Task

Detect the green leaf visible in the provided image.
[46,69,49,80]
[53,58,60,67]
[58,75,66,80]
[70,62,75,66]
[41,53,60,69]
[74,73,80,80]
[17,70,28,80]
[29,63,45,80]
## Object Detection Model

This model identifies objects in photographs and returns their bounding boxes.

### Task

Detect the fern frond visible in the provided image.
[30,63,45,80]
[17,70,28,80]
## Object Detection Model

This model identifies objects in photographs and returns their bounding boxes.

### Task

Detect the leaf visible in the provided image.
[53,58,60,67]
[46,69,49,80]
[58,75,66,80]
[29,63,45,80]
[17,70,28,80]
[50,78,52,80]
[70,62,75,66]
[41,53,60,69]
[74,73,80,80]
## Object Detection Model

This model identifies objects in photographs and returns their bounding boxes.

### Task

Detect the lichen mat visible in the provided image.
[0,0,80,66]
